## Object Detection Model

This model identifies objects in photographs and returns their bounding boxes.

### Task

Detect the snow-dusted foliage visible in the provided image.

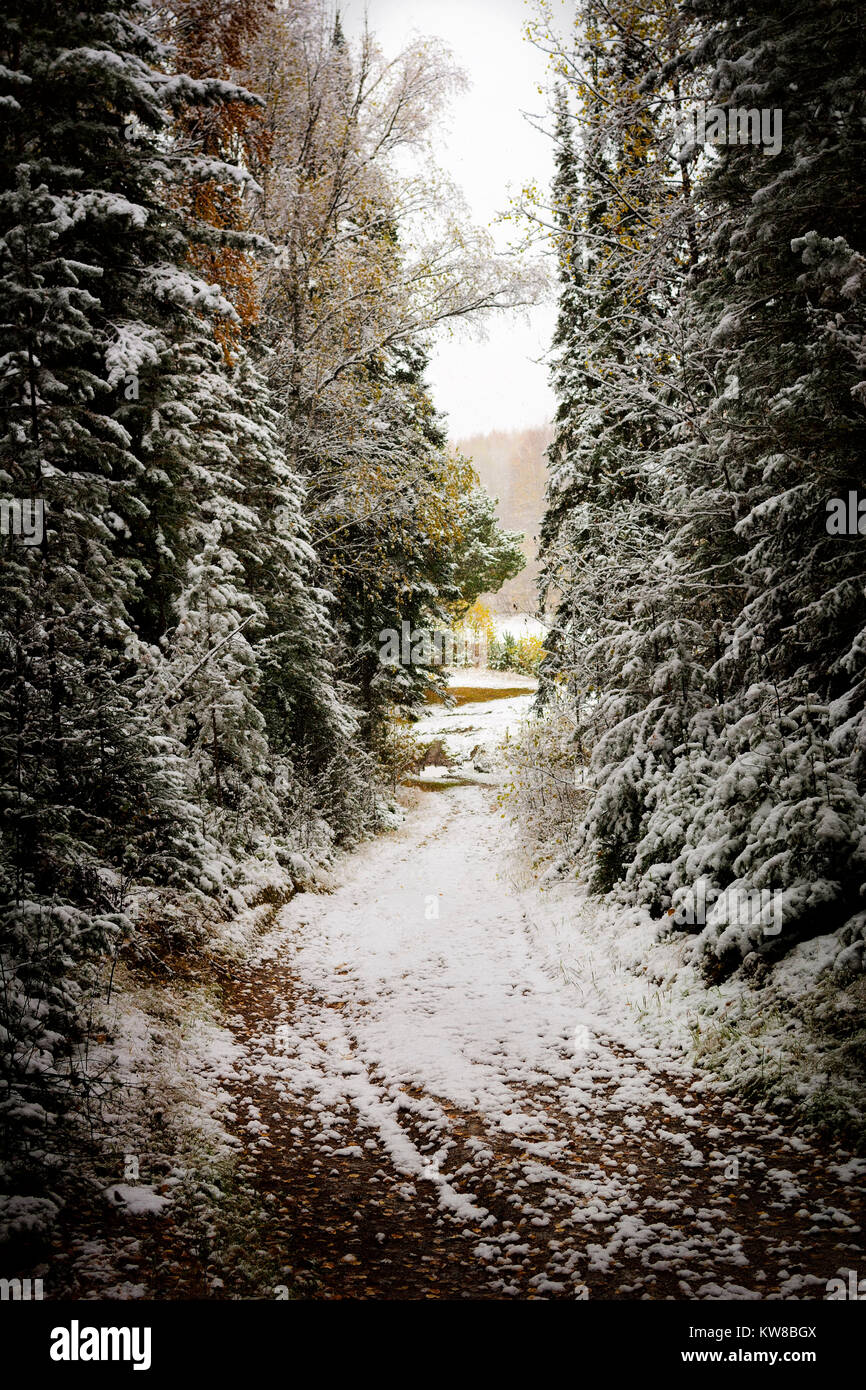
[0,0,527,1238]
[529,0,866,987]
[235,3,531,739]
[0,0,219,1219]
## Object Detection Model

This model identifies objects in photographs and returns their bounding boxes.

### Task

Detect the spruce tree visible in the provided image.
[663,0,866,968]
[0,0,256,1209]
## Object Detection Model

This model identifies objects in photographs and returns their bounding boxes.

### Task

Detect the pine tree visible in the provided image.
[535,8,697,890]
[0,0,258,1210]
[536,0,866,970]
[662,0,866,969]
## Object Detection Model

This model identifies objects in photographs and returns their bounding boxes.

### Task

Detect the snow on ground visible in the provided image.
[97,963,245,1169]
[33,965,254,1300]
[214,673,865,1298]
[103,1184,171,1216]
[521,874,866,1132]
[445,666,537,691]
[411,670,536,781]
[39,670,862,1299]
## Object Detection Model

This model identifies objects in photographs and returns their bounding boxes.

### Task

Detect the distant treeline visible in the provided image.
[457,425,553,617]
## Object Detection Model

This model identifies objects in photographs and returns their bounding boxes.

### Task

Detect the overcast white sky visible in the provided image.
[340,0,556,441]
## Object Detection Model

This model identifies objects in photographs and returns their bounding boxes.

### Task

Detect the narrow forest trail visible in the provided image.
[214,682,866,1300]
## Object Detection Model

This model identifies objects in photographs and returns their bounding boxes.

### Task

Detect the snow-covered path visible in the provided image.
[220,682,866,1299]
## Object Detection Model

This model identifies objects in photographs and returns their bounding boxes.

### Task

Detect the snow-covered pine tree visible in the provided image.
[449,484,525,619]
[660,0,866,971]
[534,4,704,892]
[0,0,260,1219]
[150,339,363,865]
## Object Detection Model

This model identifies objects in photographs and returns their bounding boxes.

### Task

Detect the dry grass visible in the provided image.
[425,684,534,707]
